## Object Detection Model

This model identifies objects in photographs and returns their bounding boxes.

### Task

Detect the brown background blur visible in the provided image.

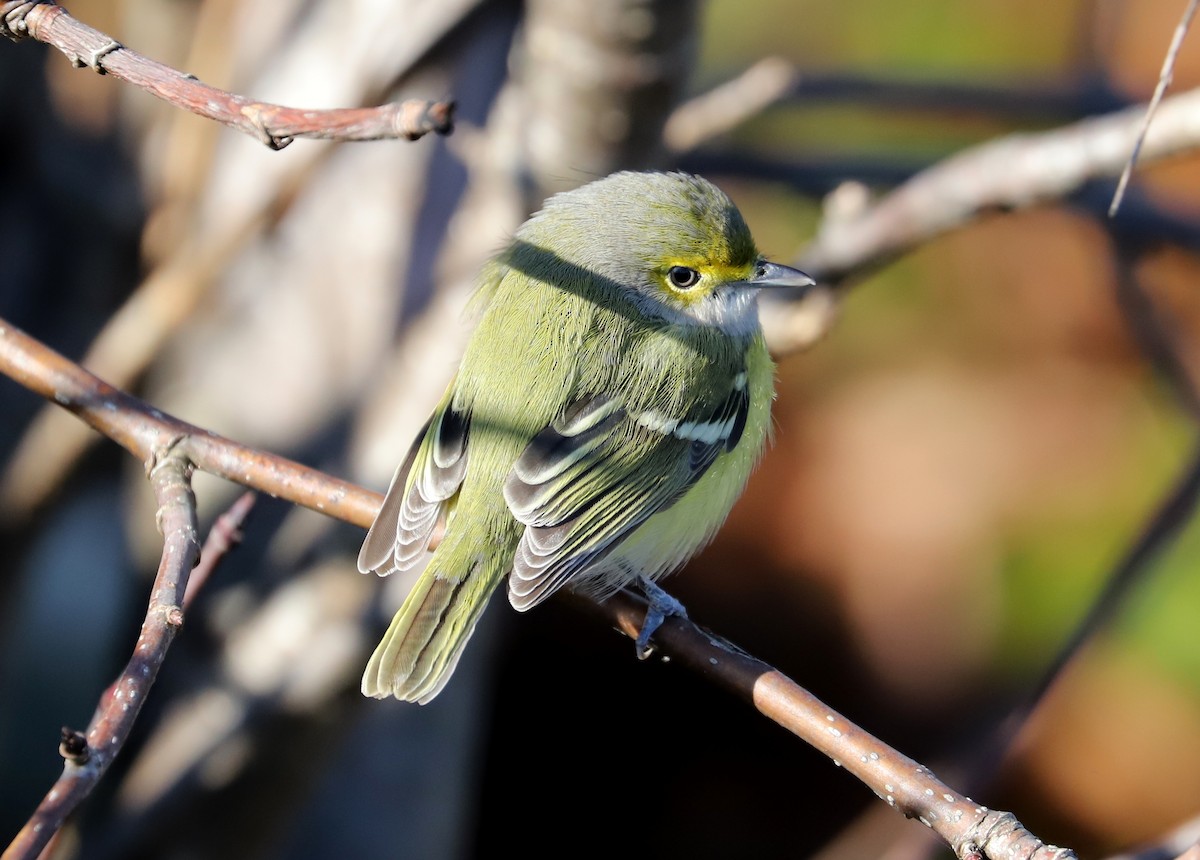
[1,1,1198,858]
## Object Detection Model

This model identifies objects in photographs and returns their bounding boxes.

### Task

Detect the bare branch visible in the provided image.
[967,438,1200,798]
[183,491,257,608]
[0,318,380,529]
[664,56,798,152]
[0,1,454,148]
[0,0,478,520]
[794,86,1200,288]
[573,589,1075,860]
[4,446,199,860]
[752,86,1200,357]
[1109,0,1199,216]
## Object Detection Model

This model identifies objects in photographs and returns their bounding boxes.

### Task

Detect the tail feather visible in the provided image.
[362,572,440,698]
[405,582,491,704]
[362,562,499,703]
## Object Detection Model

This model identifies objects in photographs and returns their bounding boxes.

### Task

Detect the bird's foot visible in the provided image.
[635,576,688,659]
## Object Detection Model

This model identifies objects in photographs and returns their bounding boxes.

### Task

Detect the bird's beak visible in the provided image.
[737,261,816,291]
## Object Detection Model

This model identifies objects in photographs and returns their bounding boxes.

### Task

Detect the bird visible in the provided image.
[358,170,814,703]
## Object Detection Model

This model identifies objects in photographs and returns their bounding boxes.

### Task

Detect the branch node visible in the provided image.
[58,726,89,765]
[241,104,293,150]
[962,810,1077,860]
[145,434,188,478]
[164,605,184,628]
[69,37,121,73]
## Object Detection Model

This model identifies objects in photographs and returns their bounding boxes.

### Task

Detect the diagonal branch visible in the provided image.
[573,590,1075,860]
[0,315,1075,860]
[1109,0,1200,215]
[0,319,380,529]
[963,238,1200,789]
[754,86,1200,357]
[183,491,256,609]
[3,445,199,860]
[0,0,454,148]
[796,86,1200,288]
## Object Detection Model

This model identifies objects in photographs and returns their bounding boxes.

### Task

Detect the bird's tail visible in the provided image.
[361,558,500,704]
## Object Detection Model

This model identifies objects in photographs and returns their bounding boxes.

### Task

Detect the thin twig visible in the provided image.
[2,447,199,860]
[0,0,470,519]
[1005,438,1200,734]
[664,65,1122,158]
[1109,0,1199,216]
[183,491,257,608]
[878,228,1200,860]
[772,71,1125,119]
[0,1,455,148]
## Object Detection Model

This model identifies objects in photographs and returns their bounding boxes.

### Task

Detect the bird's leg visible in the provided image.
[635,576,688,659]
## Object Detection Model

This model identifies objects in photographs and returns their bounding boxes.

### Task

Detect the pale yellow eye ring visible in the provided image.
[667,266,701,290]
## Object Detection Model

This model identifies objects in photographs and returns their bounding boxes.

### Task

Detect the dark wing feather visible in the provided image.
[358,401,469,577]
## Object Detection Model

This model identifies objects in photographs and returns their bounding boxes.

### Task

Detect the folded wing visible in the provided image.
[503,380,748,609]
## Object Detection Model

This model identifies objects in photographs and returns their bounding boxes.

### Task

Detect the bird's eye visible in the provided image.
[666,266,701,290]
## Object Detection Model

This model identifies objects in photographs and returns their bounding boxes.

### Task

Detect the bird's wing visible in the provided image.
[503,381,748,609]
[358,392,469,577]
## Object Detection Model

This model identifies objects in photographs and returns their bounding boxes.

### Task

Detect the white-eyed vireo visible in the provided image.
[358,171,813,702]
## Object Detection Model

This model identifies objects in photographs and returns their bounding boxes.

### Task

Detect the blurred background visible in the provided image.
[2,1,1199,857]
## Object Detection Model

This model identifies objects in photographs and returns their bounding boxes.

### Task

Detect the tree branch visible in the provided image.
[1109,0,1199,215]
[0,315,1074,860]
[795,86,1200,288]
[3,445,199,860]
[0,0,454,148]
[748,85,1200,357]
[182,491,256,609]
[0,319,380,529]
[664,56,798,153]
[572,589,1075,860]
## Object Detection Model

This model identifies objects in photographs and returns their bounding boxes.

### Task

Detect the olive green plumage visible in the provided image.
[358,171,812,703]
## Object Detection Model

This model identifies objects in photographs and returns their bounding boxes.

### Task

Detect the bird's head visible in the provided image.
[514,171,814,335]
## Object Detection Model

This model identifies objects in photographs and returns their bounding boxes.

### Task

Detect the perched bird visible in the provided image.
[358,171,813,703]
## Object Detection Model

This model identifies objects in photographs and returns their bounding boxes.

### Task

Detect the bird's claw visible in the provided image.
[635,576,688,658]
